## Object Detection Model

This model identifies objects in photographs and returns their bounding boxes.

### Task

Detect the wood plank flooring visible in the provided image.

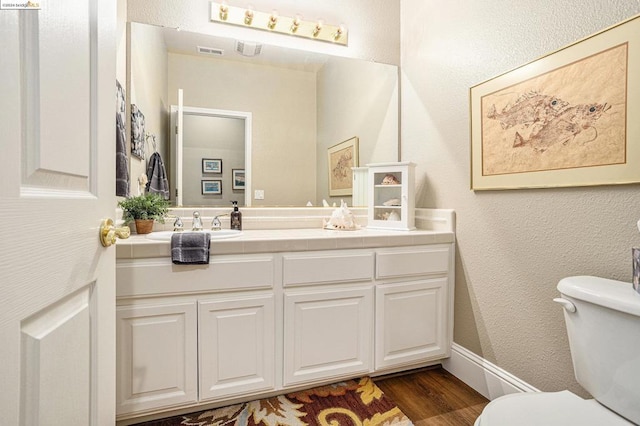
[374,366,489,426]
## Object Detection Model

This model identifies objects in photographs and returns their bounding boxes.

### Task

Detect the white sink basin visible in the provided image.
[145,230,243,241]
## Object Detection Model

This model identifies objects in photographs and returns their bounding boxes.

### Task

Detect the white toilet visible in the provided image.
[475,275,640,425]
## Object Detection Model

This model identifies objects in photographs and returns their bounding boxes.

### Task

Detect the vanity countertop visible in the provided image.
[116,228,455,259]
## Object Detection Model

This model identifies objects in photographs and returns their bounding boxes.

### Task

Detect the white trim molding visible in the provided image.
[443,343,540,400]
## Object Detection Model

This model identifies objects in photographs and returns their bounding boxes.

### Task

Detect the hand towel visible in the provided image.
[171,232,211,265]
[146,151,170,200]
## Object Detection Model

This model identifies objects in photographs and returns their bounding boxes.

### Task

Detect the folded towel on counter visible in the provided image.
[171,232,211,265]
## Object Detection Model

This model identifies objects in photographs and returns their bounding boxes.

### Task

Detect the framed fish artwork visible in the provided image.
[328,137,359,197]
[470,14,640,190]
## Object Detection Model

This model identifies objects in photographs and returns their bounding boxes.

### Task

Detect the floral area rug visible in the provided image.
[135,376,413,426]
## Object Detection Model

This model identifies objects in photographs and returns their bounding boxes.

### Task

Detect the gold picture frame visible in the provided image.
[470,14,640,190]
[328,137,359,197]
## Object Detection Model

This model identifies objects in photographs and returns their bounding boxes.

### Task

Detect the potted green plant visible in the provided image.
[118,193,170,234]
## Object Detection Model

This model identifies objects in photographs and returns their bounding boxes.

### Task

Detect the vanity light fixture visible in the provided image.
[210,2,348,46]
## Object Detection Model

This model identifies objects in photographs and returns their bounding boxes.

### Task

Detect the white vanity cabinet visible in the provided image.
[116,292,276,417]
[198,293,275,401]
[282,250,375,386]
[283,286,373,385]
[374,245,453,370]
[116,301,198,415]
[115,233,454,424]
[115,254,277,419]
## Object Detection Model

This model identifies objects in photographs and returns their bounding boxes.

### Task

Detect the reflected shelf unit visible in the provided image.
[367,162,415,231]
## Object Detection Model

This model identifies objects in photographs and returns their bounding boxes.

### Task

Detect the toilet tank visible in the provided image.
[557,276,640,425]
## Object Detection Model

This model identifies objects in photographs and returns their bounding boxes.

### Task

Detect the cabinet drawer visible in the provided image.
[283,251,374,287]
[116,255,275,297]
[376,245,450,280]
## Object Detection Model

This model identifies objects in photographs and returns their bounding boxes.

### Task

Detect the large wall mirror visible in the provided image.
[128,22,399,207]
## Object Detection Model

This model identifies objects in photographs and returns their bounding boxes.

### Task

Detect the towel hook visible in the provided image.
[145,132,157,152]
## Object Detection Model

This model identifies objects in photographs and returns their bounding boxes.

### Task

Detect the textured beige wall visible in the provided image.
[129,23,169,196]
[401,0,640,395]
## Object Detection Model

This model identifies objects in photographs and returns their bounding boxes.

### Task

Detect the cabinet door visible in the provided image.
[375,278,447,370]
[284,287,373,386]
[199,295,275,401]
[116,302,197,415]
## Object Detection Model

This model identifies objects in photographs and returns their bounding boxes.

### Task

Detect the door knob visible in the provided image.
[100,218,131,247]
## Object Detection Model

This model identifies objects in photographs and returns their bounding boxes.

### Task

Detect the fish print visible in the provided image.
[513,102,610,153]
[487,91,570,130]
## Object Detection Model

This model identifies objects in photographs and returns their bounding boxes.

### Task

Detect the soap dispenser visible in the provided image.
[230,201,242,230]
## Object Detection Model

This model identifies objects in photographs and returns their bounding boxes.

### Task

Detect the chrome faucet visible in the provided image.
[211,214,228,231]
[192,211,203,231]
[173,216,184,231]
[211,216,222,231]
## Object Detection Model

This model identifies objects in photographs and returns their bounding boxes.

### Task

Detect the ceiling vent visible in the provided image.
[197,46,224,56]
[235,40,262,57]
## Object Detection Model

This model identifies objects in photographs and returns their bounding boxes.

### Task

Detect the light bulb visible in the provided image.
[268,10,278,29]
[244,6,254,25]
[290,15,301,33]
[219,2,228,20]
[313,20,323,37]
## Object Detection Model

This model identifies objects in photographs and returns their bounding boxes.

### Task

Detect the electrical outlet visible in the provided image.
[254,189,264,200]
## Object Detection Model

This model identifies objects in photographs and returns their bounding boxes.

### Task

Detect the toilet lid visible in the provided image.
[477,391,633,426]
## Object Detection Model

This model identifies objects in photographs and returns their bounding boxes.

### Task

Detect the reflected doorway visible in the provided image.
[170,105,252,207]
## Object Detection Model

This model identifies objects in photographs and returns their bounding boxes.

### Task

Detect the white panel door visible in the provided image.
[0,2,117,425]
[375,278,448,370]
[116,302,198,415]
[199,294,275,401]
[283,287,373,386]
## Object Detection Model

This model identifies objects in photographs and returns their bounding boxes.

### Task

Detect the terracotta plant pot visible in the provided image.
[134,219,154,234]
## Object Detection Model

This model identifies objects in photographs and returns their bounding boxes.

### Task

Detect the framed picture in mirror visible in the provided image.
[202,180,222,195]
[202,158,222,174]
[328,137,359,196]
[232,169,245,190]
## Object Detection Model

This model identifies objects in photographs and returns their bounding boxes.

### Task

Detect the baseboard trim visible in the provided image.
[442,343,540,400]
